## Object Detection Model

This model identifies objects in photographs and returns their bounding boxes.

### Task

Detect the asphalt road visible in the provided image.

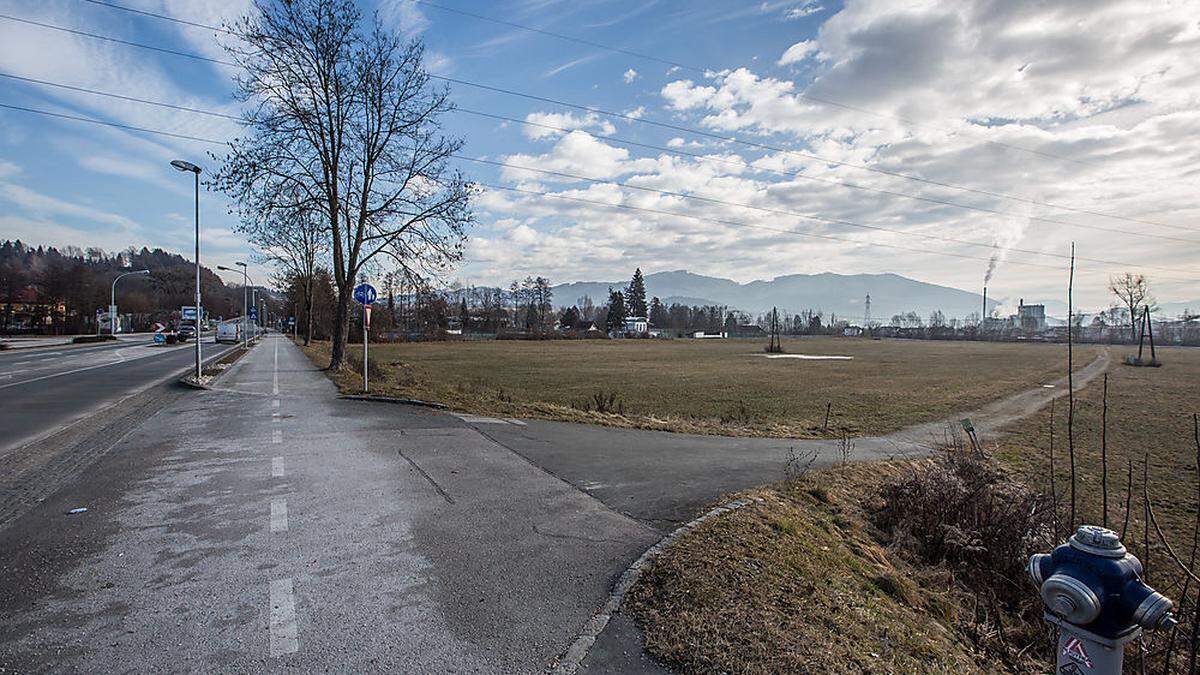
[0,336,659,672]
[0,335,237,454]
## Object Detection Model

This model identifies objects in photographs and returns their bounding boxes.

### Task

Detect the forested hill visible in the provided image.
[1,240,242,333]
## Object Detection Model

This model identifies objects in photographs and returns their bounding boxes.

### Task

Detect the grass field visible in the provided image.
[625,345,1200,673]
[997,344,1200,565]
[307,337,1098,438]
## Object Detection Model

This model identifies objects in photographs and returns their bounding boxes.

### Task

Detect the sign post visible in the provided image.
[353,283,377,393]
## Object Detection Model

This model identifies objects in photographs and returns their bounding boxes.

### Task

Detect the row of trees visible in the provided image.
[0,241,244,334]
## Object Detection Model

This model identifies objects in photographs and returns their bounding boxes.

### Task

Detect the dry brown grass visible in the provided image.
[625,346,1200,673]
[303,337,1095,439]
[625,462,1022,674]
[996,345,1200,591]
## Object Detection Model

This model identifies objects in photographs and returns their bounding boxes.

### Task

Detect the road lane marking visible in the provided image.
[272,456,285,477]
[270,498,288,532]
[269,578,299,657]
[272,429,282,444]
[0,343,232,390]
[272,399,280,409]
[272,339,279,394]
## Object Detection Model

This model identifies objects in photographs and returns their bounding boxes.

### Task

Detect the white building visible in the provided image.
[624,316,648,334]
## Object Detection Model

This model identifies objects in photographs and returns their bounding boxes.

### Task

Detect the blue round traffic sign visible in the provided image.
[353,283,378,305]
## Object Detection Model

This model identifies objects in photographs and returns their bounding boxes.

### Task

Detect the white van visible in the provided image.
[216,321,242,344]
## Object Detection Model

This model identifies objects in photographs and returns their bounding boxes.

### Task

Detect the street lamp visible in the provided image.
[110,269,149,335]
[170,159,202,381]
[218,262,250,349]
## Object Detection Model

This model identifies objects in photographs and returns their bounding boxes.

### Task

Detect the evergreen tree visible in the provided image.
[626,268,647,317]
[606,288,627,333]
[648,296,667,328]
[559,305,580,330]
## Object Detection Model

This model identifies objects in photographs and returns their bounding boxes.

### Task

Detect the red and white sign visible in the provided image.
[1061,637,1093,669]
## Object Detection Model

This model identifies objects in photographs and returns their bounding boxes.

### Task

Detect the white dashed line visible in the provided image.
[272,399,280,409]
[269,578,299,657]
[272,456,285,477]
[272,429,282,444]
[270,498,288,533]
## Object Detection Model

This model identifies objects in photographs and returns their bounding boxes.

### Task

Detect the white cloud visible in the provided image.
[523,111,616,140]
[463,0,1200,308]
[784,2,824,20]
[661,80,718,110]
[625,106,646,119]
[778,40,819,66]
[378,0,430,36]
[623,68,639,84]
[543,54,605,78]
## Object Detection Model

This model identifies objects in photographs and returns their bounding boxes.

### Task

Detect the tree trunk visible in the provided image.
[303,276,314,346]
[330,281,350,370]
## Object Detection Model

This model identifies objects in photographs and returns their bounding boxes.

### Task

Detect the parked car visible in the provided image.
[178,324,197,341]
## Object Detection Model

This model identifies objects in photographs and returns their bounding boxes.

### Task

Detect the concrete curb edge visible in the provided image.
[550,495,763,674]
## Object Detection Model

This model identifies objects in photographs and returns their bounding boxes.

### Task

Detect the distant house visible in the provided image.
[3,287,67,331]
[623,316,649,334]
[728,324,766,338]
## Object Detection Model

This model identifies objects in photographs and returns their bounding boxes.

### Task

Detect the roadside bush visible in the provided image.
[873,444,1049,602]
[870,439,1052,665]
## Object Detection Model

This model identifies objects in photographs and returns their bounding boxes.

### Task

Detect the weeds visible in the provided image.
[783,446,818,481]
[838,431,855,466]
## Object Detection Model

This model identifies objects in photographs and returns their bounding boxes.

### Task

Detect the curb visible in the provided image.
[338,394,447,409]
[551,496,763,674]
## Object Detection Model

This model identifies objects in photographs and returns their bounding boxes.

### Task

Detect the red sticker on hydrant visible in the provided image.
[1062,637,1093,669]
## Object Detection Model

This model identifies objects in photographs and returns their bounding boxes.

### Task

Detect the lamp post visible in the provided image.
[170,159,202,381]
[218,262,250,348]
[110,269,149,335]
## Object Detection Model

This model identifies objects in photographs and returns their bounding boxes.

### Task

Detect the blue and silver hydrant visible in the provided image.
[1029,524,1177,674]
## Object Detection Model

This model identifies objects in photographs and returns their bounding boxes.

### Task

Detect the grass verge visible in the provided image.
[300,337,1094,439]
[624,461,1024,673]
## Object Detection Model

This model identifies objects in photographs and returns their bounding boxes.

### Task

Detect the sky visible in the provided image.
[1,0,1198,314]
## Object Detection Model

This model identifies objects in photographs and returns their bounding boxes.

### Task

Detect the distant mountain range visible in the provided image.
[552,270,999,321]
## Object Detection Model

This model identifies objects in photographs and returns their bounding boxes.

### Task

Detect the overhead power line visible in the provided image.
[6,98,1196,280]
[434,75,1194,233]
[80,0,235,34]
[454,107,1200,245]
[0,101,1073,277]
[0,72,241,120]
[0,102,226,144]
[5,67,1193,247]
[405,0,1162,175]
[451,154,1196,275]
[9,11,1189,234]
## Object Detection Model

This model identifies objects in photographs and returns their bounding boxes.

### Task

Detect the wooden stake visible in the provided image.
[1067,243,1077,532]
[1102,373,1109,528]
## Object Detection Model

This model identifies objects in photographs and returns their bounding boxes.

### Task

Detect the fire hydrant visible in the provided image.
[1028,524,1177,673]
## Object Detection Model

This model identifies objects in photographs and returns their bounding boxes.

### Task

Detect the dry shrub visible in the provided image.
[871,442,1052,666]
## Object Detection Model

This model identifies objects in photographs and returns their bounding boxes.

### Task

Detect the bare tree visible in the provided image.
[250,201,327,345]
[1109,272,1157,341]
[214,0,473,370]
